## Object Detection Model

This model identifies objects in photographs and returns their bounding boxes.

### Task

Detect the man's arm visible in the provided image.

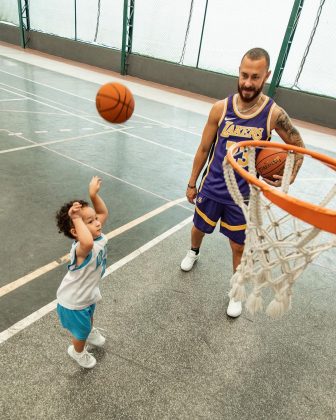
[89,176,109,225]
[270,106,305,185]
[186,101,224,203]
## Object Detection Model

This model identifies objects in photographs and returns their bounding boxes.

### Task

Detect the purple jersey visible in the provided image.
[199,94,275,204]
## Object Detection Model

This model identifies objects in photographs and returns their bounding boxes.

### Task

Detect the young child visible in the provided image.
[56,176,108,369]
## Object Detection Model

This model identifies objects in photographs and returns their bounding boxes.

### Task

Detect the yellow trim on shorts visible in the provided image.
[220,221,246,231]
[195,206,217,227]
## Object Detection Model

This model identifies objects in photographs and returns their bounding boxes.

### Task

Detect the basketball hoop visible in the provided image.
[223,140,336,318]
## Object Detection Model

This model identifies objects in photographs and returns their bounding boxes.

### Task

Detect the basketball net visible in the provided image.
[223,141,336,318]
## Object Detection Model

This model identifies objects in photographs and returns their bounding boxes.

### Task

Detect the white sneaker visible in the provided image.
[227,298,242,317]
[87,327,106,347]
[180,250,199,271]
[67,345,96,368]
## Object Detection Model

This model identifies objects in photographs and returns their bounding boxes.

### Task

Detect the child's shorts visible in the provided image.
[57,303,96,340]
[193,193,247,245]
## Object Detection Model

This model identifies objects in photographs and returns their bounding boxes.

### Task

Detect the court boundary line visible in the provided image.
[0,125,192,208]
[0,74,202,137]
[0,126,194,158]
[0,82,199,157]
[0,197,191,299]
[0,83,115,129]
[0,44,213,115]
[0,127,133,154]
[0,215,193,345]
[1,46,336,152]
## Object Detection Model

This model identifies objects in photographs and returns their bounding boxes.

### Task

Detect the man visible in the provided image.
[180,47,305,317]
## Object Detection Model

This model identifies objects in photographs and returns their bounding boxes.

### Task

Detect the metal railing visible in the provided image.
[1,0,333,98]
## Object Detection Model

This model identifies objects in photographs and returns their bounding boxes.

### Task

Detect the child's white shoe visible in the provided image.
[87,327,106,347]
[68,345,96,368]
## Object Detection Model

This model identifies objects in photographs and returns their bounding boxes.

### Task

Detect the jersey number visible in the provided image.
[226,140,248,167]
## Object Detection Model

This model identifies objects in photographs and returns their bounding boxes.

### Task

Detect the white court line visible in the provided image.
[0,81,201,158]
[1,124,194,158]
[0,215,193,344]
[116,129,194,158]
[0,98,28,102]
[132,113,201,137]
[0,83,113,129]
[0,67,106,104]
[3,62,336,154]
[296,178,335,181]
[0,110,72,115]
[0,119,194,209]
[0,197,191,299]
[0,79,100,118]
[0,127,132,154]
[2,45,336,152]
[0,124,193,158]
[42,145,190,206]
[4,134,192,208]
[0,74,201,137]
[0,46,212,115]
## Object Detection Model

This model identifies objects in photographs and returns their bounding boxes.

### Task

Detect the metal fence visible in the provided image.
[1,0,334,98]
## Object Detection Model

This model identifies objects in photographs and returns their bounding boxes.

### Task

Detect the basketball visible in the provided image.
[255,147,287,180]
[95,82,135,123]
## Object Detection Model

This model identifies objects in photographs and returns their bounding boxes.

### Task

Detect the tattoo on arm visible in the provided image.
[276,109,304,147]
[276,109,305,179]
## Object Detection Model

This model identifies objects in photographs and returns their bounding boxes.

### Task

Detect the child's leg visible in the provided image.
[87,312,106,347]
[72,337,86,353]
[57,304,92,350]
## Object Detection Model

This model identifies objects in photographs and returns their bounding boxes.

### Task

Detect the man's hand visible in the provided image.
[89,176,102,197]
[68,202,83,220]
[186,185,197,204]
[262,155,303,187]
[262,174,283,187]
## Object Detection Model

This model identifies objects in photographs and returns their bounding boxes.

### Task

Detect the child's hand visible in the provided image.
[68,202,83,220]
[89,176,102,197]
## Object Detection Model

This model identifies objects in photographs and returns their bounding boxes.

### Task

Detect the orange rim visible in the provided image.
[225,141,336,234]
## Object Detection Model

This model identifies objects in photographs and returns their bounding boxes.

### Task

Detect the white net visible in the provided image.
[223,145,336,318]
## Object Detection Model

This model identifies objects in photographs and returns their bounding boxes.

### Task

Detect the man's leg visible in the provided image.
[191,225,205,249]
[220,204,246,317]
[226,239,245,317]
[181,194,220,272]
[229,239,244,272]
[180,225,205,271]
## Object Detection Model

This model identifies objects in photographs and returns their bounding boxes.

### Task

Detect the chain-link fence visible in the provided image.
[1,0,335,98]
[281,0,336,98]
[0,0,19,25]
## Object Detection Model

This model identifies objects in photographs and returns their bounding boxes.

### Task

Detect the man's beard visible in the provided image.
[238,83,264,103]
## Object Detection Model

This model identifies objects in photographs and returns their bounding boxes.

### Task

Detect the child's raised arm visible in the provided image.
[89,176,109,226]
[69,202,94,262]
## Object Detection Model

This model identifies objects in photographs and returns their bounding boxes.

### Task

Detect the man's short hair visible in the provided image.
[243,48,270,70]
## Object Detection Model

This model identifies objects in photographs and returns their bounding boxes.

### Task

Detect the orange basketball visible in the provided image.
[256,148,288,180]
[95,82,135,123]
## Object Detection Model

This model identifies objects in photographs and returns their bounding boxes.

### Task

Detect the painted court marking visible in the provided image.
[0,83,115,129]
[0,215,193,344]
[1,127,192,212]
[0,127,132,154]
[0,197,190,299]
[0,82,199,157]
[0,73,202,137]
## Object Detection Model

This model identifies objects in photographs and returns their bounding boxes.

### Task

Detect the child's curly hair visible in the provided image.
[56,200,89,239]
